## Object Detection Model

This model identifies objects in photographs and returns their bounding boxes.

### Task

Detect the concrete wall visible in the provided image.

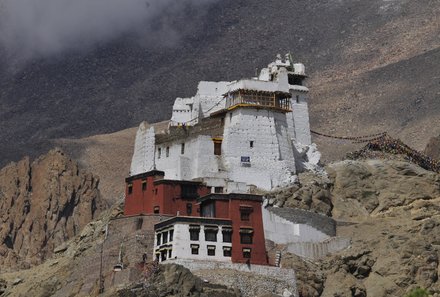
[156,223,232,263]
[262,207,330,244]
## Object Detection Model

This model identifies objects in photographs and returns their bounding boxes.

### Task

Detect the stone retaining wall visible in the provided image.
[166,258,298,297]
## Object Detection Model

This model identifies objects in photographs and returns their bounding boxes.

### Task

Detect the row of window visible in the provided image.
[190,245,251,258]
[127,180,148,194]
[189,226,253,244]
[156,229,174,246]
[158,143,185,159]
[155,138,258,160]
[190,244,231,257]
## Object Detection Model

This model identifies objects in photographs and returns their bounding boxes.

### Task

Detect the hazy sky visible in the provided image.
[0,0,217,63]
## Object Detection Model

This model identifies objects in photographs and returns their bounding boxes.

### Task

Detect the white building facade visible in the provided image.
[130,54,318,192]
[154,217,233,263]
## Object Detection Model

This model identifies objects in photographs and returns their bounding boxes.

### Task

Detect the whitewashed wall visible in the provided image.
[262,207,329,244]
[130,123,155,175]
[222,108,297,190]
[290,92,311,145]
[155,224,232,263]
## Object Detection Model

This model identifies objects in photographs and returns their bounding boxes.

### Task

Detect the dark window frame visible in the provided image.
[207,245,216,256]
[240,211,250,221]
[214,141,222,156]
[222,230,232,243]
[240,229,254,244]
[204,229,218,242]
[242,248,251,259]
[169,229,174,242]
[191,244,199,255]
[189,226,200,241]
[223,247,232,257]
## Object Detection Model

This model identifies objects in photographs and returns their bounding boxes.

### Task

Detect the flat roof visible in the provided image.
[125,170,165,183]
[155,216,232,230]
[197,193,263,203]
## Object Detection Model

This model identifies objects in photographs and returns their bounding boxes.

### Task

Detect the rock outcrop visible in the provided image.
[425,135,440,161]
[0,149,105,270]
[114,264,240,297]
[280,159,440,297]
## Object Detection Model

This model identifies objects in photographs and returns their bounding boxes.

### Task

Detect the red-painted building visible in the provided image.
[198,193,268,265]
[124,170,210,216]
[124,170,268,265]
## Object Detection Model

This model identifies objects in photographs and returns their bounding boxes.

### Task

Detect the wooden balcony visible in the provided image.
[225,90,291,112]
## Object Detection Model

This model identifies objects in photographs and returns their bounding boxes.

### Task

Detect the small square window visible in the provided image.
[240,229,253,244]
[189,226,200,241]
[223,247,232,257]
[154,206,160,214]
[127,183,133,195]
[250,141,254,148]
[191,244,199,255]
[214,187,223,194]
[240,211,250,221]
[207,245,216,256]
[243,248,251,259]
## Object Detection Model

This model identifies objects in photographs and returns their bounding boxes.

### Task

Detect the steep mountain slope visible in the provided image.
[55,126,138,204]
[0,149,105,270]
[0,0,439,166]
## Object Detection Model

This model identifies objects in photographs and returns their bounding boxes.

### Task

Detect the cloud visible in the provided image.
[0,0,217,63]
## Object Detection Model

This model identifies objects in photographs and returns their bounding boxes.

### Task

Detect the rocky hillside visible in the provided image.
[55,126,139,204]
[270,159,440,296]
[0,149,106,270]
[1,0,439,166]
